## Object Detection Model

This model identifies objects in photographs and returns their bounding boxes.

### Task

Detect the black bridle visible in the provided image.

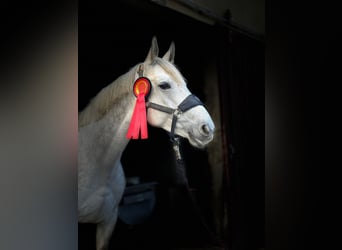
[136,65,204,157]
[137,63,204,142]
[146,94,204,142]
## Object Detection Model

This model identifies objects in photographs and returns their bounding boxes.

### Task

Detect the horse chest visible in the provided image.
[78,162,126,223]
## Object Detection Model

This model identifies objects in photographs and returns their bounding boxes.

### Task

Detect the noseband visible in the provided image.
[147,94,204,142]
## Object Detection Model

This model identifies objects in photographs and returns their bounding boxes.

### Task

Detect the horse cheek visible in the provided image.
[147,109,167,128]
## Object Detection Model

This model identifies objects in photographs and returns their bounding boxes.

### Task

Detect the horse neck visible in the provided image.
[97,98,134,167]
[80,66,138,168]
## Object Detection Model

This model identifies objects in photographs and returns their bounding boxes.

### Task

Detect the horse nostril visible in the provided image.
[201,124,210,136]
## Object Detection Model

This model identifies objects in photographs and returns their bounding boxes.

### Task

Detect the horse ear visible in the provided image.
[145,36,159,63]
[162,41,175,63]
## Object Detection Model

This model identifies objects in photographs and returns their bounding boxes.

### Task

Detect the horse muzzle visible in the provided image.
[188,122,215,148]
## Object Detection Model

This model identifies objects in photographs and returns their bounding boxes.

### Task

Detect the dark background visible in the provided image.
[79,0,264,249]
[0,0,327,249]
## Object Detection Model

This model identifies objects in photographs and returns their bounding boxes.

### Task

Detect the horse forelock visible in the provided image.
[151,58,186,86]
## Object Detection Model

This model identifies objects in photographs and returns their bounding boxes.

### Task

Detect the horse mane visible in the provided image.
[78,58,185,128]
[78,64,139,127]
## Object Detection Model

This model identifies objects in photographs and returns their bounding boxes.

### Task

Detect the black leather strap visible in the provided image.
[169,109,182,142]
[146,102,175,114]
[178,94,203,112]
[146,94,204,141]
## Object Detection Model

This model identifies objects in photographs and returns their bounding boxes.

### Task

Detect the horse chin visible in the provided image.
[188,133,212,149]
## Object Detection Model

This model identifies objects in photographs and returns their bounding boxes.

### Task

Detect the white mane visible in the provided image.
[78,64,139,127]
[78,59,186,128]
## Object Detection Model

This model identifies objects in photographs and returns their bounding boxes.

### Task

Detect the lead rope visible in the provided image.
[172,137,188,185]
[171,139,226,249]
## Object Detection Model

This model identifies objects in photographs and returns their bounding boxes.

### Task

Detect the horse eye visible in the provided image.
[158,82,171,90]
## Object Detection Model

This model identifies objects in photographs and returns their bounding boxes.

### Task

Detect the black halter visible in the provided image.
[136,65,204,142]
[146,94,204,142]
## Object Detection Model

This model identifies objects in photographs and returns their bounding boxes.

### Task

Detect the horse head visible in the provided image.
[137,37,215,148]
